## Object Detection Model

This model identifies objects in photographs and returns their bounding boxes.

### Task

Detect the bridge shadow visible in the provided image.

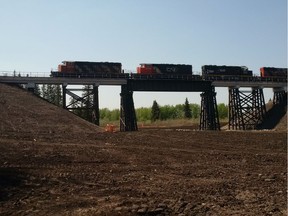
[0,167,27,201]
[258,103,287,130]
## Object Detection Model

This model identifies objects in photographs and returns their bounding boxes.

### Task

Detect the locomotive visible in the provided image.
[201,65,253,80]
[137,64,192,75]
[134,63,198,79]
[51,61,125,78]
[260,67,287,78]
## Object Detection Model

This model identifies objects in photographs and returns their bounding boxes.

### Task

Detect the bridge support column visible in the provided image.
[199,87,220,130]
[27,83,36,93]
[273,89,287,105]
[120,85,138,132]
[228,87,266,130]
[62,84,67,109]
[92,85,100,126]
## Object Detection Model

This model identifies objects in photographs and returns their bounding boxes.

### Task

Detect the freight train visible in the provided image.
[51,61,287,81]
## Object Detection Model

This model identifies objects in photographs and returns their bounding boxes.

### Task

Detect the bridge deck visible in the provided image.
[0,76,286,88]
[212,80,286,88]
[0,77,127,85]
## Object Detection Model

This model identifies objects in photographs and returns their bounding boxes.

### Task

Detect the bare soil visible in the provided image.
[0,84,287,215]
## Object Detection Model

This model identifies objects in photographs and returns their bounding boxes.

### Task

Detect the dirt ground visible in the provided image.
[0,84,287,215]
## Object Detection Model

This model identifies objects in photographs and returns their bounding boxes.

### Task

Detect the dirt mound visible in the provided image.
[258,101,287,131]
[0,84,103,136]
[221,101,287,131]
[274,112,287,132]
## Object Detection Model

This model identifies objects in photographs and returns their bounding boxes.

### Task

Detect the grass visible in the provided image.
[138,118,199,127]
[100,118,229,130]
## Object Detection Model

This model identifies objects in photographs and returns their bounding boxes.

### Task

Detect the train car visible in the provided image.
[137,63,193,75]
[202,65,253,79]
[52,61,123,77]
[260,67,287,78]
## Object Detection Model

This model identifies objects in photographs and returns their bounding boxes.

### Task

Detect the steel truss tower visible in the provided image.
[62,84,100,125]
[199,88,220,130]
[228,87,266,130]
[273,89,287,105]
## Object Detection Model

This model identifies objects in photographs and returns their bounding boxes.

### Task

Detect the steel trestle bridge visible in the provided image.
[0,74,286,131]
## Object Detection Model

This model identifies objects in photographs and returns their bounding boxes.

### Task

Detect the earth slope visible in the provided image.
[0,84,103,136]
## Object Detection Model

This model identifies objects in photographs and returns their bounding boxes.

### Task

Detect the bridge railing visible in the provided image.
[204,76,287,83]
[0,70,286,83]
[0,71,51,77]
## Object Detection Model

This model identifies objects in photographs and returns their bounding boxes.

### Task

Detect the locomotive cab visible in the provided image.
[137,64,155,74]
[58,61,75,73]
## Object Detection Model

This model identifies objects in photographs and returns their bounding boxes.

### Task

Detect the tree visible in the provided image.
[175,104,185,119]
[40,84,62,106]
[41,84,48,99]
[190,104,200,118]
[34,84,41,96]
[218,103,228,119]
[151,100,160,122]
[183,98,192,119]
[160,105,179,120]
[54,85,62,106]
[81,85,94,122]
[110,109,120,121]
[100,108,110,120]
[136,107,151,121]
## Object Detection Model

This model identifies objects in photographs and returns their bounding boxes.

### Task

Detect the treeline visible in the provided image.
[34,84,63,106]
[100,100,228,122]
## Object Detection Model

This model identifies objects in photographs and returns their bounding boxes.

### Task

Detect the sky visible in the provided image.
[0,0,287,109]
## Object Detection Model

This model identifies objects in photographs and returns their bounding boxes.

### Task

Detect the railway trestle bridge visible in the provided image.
[0,76,286,131]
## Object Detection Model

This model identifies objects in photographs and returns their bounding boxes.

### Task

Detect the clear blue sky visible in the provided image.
[1,0,287,108]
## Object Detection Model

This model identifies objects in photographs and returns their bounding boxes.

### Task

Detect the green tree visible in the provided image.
[100,108,110,121]
[34,84,41,96]
[218,103,228,119]
[40,84,62,106]
[136,107,151,121]
[54,85,62,106]
[160,105,179,120]
[110,109,120,121]
[99,108,119,122]
[183,98,192,119]
[151,100,160,122]
[190,104,200,118]
[175,104,184,119]
[81,85,93,122]
[41,84,48,99]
